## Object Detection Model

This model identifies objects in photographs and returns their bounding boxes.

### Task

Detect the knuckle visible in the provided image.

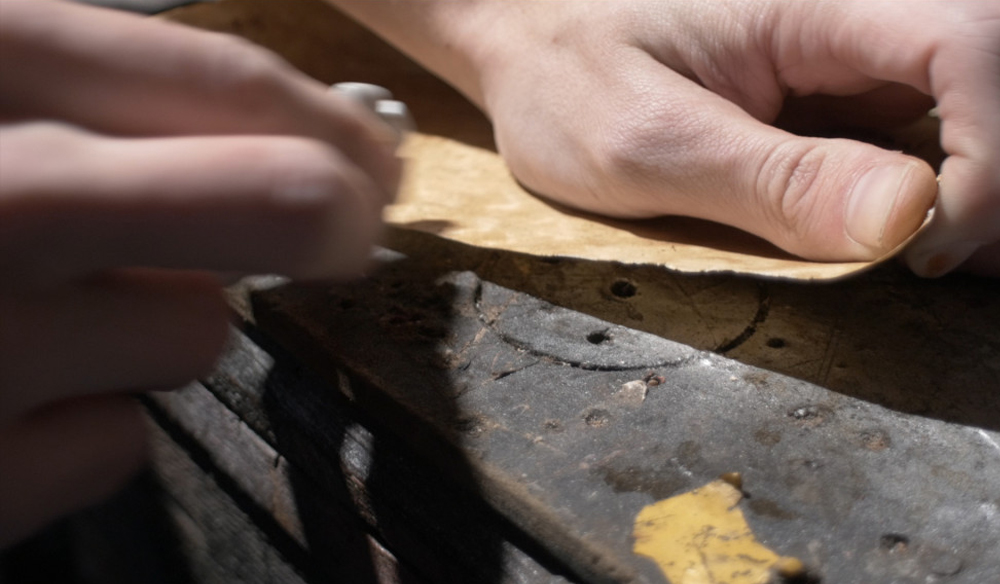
[240,138,376,275]
[193,33,290,107]
[595,106,672,182]
[0,123,96,285]
[0,123,88,190]
[257,139,354,210]
[593,99,708,178]
[755,140,830,245]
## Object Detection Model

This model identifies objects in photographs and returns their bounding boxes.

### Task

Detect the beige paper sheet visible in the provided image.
[388,134,929,282]
[161,0,935,282]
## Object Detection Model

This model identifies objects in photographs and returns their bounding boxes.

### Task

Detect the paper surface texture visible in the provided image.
[388,134,930,281]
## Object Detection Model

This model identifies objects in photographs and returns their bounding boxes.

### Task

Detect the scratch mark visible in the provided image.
[526,434,568,456]
[493,361,539,380]
[715,283,770,354]
[670,273,713,344]
[784,358,824,371]
[454,326,489,361]
[976,429,1000,454]
[819,316,842,385]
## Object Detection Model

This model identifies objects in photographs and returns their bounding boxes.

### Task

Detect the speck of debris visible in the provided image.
[454,415,488,437]
[879,533,910,554]
[618,380,648,402]
[801,459,823,470]
[860,429,892,451]
[791,406,817,419]
[743,371,769,387]
[584,409,611,427]
[754,428,782,447]
[788,405,829,427]
[643,372,665,387]
[543,419,563,432]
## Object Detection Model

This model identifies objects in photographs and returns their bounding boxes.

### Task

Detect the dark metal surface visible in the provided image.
[190,325,576,584]
[249,251,1000,584]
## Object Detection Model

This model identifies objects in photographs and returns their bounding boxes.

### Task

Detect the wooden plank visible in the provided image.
[158,329,575,584]
[147,386,435,584]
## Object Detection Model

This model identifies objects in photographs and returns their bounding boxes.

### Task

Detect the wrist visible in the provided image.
[327,0,507,112]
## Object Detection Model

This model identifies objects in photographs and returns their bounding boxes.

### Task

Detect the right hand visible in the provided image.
[0,0,400,547]
[334,0,999,276]
[465,1,999,276]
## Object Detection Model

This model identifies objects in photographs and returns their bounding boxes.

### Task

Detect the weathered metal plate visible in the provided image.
[250,252,1000,584]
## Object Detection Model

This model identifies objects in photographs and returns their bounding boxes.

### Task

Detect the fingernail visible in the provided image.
[375,100,415,136]
[846,163,918,251]
[331,82,393,111]
[331,82,414,150]
[906,240,981,278]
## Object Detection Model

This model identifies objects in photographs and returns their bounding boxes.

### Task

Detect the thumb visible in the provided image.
[769,1,1000,273]
[727,128,939,262]
[607,72,940,262]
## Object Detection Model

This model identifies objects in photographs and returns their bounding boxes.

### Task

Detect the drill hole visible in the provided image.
[587,330,611,345]
[879,533,910,553]
[610,279,638,298]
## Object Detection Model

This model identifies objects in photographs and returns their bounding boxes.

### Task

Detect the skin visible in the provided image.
[2,0,998,548]
[0,0,400,547]
[332,0,1000,276]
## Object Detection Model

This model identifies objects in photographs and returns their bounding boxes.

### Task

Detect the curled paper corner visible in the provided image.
[632,475,807,584]
[388,134,936,282]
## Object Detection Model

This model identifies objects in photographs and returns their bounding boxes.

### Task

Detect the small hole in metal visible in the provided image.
[587,330,611,345]
[610,279,638,298]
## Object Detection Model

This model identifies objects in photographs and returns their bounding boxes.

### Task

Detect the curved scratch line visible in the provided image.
[976,429,1000,453]
[715,283,770,354]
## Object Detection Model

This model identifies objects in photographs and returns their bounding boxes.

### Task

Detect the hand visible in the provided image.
[0,0,400,546]
[335,0,998,275]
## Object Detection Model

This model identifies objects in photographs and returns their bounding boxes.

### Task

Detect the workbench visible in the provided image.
[3,2,998,583]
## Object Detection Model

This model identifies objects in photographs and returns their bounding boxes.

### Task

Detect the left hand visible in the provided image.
[0,0,400,547]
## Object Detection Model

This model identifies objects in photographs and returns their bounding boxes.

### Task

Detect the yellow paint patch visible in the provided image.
[633,478,799,584]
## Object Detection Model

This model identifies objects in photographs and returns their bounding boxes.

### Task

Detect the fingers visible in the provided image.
[735,132,938,261]
[681,99,938,261]
[903,41,1000,276]
[0,0,400,199]
[0,270,228,424]
[0,123,386,287]
[776,1,1000,275]
[0,395,147,548]
[509,53,939,262]
[0,0,404,549]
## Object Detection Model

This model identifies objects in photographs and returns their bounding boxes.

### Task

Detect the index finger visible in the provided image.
[0,123,385,287]
[904,36,1000,276]
[0,0,400,199]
